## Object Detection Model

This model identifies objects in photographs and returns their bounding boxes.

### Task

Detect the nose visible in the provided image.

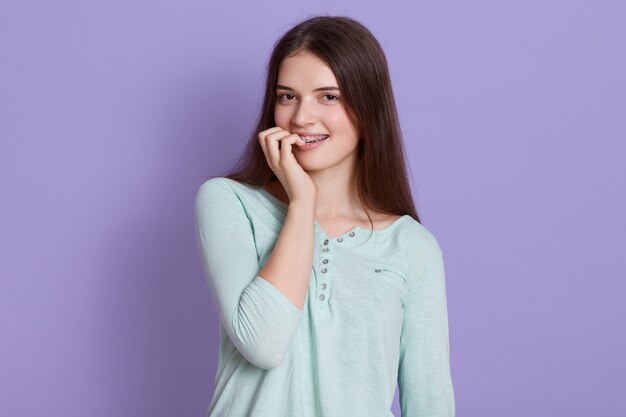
[291,97,317,126]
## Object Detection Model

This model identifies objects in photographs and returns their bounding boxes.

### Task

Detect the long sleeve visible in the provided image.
[398,253,456,417]
[193,179,303,370]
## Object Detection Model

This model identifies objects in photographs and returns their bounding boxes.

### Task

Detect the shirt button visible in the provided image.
[321,268,327,273]
[337,237,343,242]
[323,239,329,245]
[349,231,355,237]
[319,294,326,301]
[322,248,329,252]
[320,283,327,290]
[322,259,329,264]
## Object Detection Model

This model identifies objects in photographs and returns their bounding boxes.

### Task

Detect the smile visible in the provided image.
[299,135,329,143]
[296,136,329,151]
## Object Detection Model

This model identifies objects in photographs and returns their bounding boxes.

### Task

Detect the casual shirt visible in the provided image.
[194,176,455,417]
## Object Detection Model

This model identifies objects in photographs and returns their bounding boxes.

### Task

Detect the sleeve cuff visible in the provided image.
[252,275,304,316]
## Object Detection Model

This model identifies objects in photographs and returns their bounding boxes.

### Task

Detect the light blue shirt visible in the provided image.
[194,177,455,417]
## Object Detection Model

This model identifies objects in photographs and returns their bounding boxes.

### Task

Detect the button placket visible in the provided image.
[318,238,333,304]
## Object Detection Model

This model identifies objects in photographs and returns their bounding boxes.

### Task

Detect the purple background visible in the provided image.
[1,1,624,416]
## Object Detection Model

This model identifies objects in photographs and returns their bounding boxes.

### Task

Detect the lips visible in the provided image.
[297,138,327,151]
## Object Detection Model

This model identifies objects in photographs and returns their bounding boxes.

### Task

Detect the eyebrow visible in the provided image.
[276,84,340,92]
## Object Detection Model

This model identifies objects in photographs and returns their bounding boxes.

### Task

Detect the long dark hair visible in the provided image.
[216,15,421,225]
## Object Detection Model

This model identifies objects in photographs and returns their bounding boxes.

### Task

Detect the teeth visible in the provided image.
[300,135,329,143]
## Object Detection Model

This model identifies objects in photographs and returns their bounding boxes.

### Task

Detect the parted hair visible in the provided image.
[219,15,421,225]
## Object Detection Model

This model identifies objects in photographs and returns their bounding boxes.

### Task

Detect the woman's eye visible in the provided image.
[277,93,338,102]
[278,93,295,101]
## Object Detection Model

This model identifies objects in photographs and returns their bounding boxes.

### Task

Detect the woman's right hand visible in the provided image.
[258,126,317,204]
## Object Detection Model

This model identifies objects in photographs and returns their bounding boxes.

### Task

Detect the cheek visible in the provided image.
[274,108,286,127]
[325,110,356,134]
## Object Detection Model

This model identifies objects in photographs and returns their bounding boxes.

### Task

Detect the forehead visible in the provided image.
[277,51,338,89]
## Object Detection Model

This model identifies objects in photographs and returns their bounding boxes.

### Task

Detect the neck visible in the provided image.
[308,165,365,220]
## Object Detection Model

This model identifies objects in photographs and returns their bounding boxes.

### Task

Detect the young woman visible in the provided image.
[194,15,455,417]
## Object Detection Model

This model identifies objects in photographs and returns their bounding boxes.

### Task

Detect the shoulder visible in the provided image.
[195,177,254,202]
[196,176,241,194]
[396,217,443,276]
[194,177,254,213]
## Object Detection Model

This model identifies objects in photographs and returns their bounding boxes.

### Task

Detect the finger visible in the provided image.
[258,126,283,142]
[258,126,284,151]
[258,127,284,165]
[292,134,306,147]
[280,134,299,164]
[258,132,269,163]
[266,130,292,167]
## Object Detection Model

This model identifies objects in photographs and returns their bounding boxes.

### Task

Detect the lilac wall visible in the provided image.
[1,1,624,416]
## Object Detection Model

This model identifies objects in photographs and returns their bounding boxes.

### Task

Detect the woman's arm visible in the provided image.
[398,252,456,417]
[194,179,312,369]
[257,197,315,310]
[254,127,316,311]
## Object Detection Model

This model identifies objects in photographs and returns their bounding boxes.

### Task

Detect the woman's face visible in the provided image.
[274,50,360,173]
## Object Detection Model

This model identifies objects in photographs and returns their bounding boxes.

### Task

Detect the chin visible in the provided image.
[293,157,325,171]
